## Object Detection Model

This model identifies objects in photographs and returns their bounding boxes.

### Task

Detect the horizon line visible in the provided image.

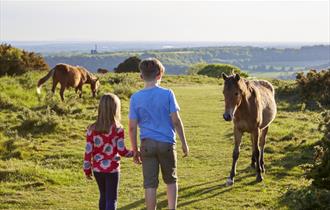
[3,40,329,44]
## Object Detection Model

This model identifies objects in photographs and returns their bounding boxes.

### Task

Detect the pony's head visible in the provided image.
[222,73,245,121]
[90,77,100,97]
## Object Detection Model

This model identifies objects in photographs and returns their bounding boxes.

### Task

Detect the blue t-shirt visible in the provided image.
[129,86,180,144]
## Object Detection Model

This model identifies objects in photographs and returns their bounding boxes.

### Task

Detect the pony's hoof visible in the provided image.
[256,174,263,182]
[251,163,256,168]
[226,177,234,186]
[261,167,265,173]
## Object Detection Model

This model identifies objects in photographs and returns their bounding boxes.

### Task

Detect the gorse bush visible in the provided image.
[16,108,59,136]
[296,69,330,107]
[114,56,141,73]
[197,63,248,78]
[284,111,330,209]
[308,110,330,190]
[187,62,208,75]
[0,132,22,160]
[0,44,49,76]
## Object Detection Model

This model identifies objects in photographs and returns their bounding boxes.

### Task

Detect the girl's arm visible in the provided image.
[129,119,141,164]
[116,128,133,157]
[83,129,93,176]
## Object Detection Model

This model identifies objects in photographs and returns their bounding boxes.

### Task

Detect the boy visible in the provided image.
[129,58,189,210]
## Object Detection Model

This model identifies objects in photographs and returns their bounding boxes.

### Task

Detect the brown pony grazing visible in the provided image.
[222,73,276,186]
[37,63,100,101]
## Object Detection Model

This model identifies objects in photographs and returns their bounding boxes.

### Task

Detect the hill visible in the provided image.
[0,72,325,209]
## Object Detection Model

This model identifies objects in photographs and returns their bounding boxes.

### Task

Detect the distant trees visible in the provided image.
[114,56,141,73]
[0,44,49,76]
[43,45,329,74]
[196,63,248,78]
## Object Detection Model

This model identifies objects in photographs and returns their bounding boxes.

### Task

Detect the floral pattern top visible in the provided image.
[83,125,133,175]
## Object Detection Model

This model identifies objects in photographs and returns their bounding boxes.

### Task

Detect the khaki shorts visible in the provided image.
[140,139,177,189]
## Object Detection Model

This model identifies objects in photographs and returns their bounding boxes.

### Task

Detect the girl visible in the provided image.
[83,93,133,210]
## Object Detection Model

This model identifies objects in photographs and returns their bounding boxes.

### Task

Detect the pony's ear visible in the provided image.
[95,77,99,82]
[222,73,228,80]
[235,74,240,81]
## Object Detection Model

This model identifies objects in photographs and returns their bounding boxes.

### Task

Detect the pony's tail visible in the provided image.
[37,68,55,94]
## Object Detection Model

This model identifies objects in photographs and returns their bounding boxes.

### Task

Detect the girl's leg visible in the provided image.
[94,172,106,210]
[105,172,119,210]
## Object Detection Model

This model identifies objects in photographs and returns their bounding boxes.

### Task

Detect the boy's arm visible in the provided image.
[171,111,189,157]
[129,119,141,164]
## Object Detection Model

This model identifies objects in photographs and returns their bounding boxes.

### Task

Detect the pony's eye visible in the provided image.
[235,92,239,96]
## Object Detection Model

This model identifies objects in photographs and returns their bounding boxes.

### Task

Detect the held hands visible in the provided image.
[182,142,189,157]
[133,150,142,164]
[85,174,93,180]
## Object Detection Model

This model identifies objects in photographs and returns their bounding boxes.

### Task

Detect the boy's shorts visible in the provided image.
[140,138,177,189]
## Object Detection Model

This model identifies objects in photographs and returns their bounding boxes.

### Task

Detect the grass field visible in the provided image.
[0,72,323,209]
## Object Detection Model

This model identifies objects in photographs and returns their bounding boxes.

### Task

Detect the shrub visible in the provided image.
[114,56,141,73]
[16,108,59,136]
[308,110,330,190]
[187,62,208,75]
[0,44,49,76]
[97,68,109,74]
[296,69,330,107]
[0,92,16,110]
[113,83,136,99]
[0,132,22,160]
[197,63,248,78]
[283,186,330,209]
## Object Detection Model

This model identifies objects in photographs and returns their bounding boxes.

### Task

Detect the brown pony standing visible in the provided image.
[37,63,100,101]
[222,73,276,186]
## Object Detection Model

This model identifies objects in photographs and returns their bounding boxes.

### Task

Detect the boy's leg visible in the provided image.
[94,172,106,210]
[104,172,119,210]
[158,142,178,210]
[140,139,159,210]
[166,183,178,210]
[145,188,157,210]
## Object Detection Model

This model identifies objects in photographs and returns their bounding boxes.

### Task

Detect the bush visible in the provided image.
[308,110,330,190]
[197,63,248,78]
[0,132,22,160]
[283,186,330,209]
[16,108,59,136]
[187,62,208,75]
[296,69,330,107]
[0,44,49,76]
[114,56,141,73]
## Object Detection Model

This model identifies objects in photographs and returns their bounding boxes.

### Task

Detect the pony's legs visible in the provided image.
[259,127,268,173]
[60,85,65,101]
[52,79,58,94]
[252,128,263,182]
[78,85,83,98]
[226,128,242,186]
[250,135,256,168]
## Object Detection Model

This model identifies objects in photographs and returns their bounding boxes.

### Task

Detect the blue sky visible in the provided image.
[1,0,329,42]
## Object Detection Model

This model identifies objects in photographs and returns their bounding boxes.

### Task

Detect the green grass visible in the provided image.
[0,72,323,209]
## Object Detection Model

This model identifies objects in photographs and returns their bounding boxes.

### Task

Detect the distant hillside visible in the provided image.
[44,45,330,78]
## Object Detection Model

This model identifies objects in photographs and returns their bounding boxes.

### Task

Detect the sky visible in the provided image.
[0,0,329,43]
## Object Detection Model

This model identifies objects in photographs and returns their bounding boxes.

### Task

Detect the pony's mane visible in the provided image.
[239,78,260,100]
[78,66,96,80]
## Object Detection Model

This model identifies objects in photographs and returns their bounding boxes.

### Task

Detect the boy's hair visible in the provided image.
[139,58,165,81]
[94,93,122,133]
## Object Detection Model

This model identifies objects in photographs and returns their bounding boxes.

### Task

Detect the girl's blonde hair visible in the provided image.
[94,93,122,133]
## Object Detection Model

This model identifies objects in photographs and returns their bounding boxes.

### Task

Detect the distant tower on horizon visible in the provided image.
[91,44,98,54]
